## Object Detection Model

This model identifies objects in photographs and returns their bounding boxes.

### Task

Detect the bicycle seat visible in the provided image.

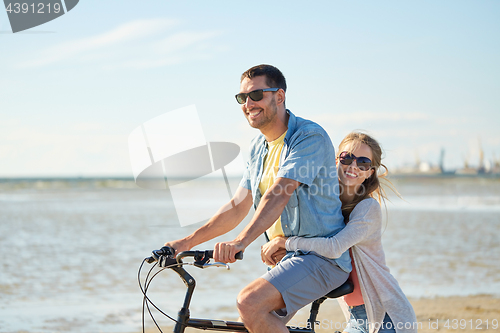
[324,280,354,298]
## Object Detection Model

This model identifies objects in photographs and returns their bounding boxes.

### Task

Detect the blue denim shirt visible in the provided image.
[239,110,351,272]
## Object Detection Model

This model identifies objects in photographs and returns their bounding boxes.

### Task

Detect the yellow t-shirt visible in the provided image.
[259,131,287,240]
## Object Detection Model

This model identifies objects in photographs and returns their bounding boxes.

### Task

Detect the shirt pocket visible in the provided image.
[287,190,298,207]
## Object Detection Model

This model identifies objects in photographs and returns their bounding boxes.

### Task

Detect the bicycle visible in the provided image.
[139,246,354,333]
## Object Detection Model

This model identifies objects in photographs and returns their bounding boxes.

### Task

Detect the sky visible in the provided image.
[1,0,499,177]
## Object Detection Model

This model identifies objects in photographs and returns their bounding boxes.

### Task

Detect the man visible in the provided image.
[164,64,351,333]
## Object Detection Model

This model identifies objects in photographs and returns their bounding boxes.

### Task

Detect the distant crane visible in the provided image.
[478,138,485,174]
[439,148,445,173]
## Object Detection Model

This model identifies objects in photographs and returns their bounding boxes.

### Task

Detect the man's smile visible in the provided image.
[247,109,262,119]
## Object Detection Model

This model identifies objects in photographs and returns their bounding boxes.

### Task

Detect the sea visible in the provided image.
[1,176,499,332]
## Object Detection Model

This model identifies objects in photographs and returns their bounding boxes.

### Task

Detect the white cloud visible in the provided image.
[103,30,224,70]
[156,31,221,54]
[312,111,429,129]
[16,18,224,69]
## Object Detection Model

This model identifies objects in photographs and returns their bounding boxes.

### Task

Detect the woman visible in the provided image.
[261,132,417,333]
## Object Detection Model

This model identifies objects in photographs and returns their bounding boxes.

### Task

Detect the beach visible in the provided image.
[1,176,499,332]
[285,295,500,333]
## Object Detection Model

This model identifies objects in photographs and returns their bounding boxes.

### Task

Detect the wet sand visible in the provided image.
[162,295,500,333]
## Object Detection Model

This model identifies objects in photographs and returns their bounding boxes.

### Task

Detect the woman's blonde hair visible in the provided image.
[337,132,397,220]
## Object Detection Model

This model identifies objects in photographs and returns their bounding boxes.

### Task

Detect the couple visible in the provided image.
[164,64,417,333]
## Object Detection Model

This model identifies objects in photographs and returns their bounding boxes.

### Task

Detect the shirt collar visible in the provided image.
[284,109,296,144]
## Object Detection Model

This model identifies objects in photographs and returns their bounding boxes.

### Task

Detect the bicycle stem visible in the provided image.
[170,262,196,333]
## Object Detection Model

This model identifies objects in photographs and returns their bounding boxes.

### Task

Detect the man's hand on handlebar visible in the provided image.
[163,239,191,256]
[214,240,245,263]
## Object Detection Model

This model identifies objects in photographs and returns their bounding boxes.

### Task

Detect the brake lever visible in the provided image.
[202,262,230,270]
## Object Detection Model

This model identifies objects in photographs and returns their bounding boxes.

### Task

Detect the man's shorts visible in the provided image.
[261,253,349,318]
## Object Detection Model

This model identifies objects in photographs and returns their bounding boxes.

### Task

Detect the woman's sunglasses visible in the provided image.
[235,88,280,104]
[338,151,372,171]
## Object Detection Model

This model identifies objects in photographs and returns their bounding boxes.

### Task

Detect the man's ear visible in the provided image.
[276,89,286,105]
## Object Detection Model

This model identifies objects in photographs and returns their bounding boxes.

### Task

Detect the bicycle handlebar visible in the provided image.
[176,250,244,261]
[145,246,243,265]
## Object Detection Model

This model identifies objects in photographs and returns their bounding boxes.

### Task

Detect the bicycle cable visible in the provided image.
[138,258,190,333]
[140,259,166,333]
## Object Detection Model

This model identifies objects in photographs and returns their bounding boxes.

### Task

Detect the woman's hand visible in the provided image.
[261,237,288,266]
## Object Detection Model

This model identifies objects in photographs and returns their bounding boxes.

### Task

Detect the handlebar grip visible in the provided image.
[145,246,175,264]
[206,250,244,260]
[157,246,175,256]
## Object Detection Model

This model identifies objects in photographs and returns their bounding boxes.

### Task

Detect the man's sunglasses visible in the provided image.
[338,151,372,171]
[235,88,280,104]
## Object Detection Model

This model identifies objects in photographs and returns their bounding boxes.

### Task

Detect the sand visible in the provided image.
[409,295,500,332]
[162,295,500,333]
[287,295,500,332]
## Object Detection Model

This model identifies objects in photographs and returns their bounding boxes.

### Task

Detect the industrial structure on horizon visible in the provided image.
[393,145,500,176]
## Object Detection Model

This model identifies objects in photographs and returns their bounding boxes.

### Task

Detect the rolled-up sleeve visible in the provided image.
[238,159,251,190]
[277,130,329,187]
